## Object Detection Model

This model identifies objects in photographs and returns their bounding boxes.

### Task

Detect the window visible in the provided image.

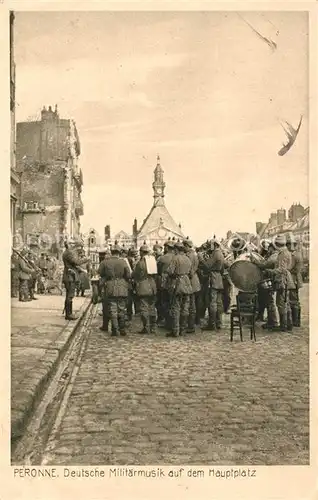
[24,201,39,211]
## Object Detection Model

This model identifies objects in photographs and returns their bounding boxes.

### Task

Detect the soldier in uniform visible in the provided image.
[98,248,111,330]
[199,239,224,331]
[99,244,131,336]
[62,239,89,321]
[17,247,34,302]
[183,239,201,332]
[127,248,139,320]
[221,249,233,315]
[132,245,157,334]
[196,242,209,321]
[27,251,39,300]
[256,239,271,322]
[273,234,295,331]
[287,236,303,327]
[251,241,279,330]
[153,242,163,259]
[165,241,192,337]
[157,240,175,329]
[252,235,294,331]
[11,250,20,298]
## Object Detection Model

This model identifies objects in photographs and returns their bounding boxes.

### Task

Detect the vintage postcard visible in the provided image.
[1,1,317,499]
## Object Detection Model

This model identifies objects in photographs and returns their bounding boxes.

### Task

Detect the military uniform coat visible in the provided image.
[17,256,33,280]
[99,255,131,297]
[199,248,224,290]
[62,249,82,284]
[157,251,175,290]
[166,254,193,295]
[186,249,201,293]
[290,250,303,288]
[132,257,157,297]
[275,248,295,290]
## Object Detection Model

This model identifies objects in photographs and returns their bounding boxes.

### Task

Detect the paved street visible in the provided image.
[11,294,90,444]
[38,285,309,466]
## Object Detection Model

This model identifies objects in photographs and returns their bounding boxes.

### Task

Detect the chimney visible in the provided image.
[133,218,138,237]
[104,225,111,240]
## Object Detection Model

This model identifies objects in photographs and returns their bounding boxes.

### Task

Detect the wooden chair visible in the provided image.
[230,292,257,342]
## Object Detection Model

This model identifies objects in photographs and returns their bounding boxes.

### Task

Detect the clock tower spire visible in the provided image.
[152,155,165,206]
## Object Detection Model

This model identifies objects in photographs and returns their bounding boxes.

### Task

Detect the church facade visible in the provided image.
[136,156,185,247]
[104,156,185,250]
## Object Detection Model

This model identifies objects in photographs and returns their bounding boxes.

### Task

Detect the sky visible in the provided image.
[14,11,308,244]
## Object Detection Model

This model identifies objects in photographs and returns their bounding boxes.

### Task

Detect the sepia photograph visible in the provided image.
[9,9,310,468]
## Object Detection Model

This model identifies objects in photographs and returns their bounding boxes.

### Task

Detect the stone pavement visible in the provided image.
[43,285,309,466]
[11,294,91,444]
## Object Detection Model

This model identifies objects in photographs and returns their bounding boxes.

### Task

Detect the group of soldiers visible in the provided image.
[11,247,58,301]
[62,231,304,337]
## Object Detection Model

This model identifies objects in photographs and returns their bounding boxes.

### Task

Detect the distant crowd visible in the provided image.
[11,245,91,302]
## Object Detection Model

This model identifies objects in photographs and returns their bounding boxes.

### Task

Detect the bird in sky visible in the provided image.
[278,116,303,156]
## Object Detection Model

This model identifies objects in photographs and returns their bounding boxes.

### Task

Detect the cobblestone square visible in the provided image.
[39,285,309,466]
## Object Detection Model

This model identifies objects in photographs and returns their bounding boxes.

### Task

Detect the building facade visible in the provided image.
[83,228,101,266]
[104,156,186,250]
[136,156,185,247]
[256,204,309,261]
[15,105,84,256]
[10,12,20,236]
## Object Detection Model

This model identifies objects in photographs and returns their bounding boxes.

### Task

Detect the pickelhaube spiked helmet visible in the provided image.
[140,244,150,253]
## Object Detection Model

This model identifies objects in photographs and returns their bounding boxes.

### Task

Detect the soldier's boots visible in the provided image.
[65,301,78,321]
[216,311,223,330]
[166,331,179,337]
[118,317,127,336]
[202,323,216,332]
[150,316,157,334]
[297,308,301,327]
[291,306,301,327]
[203,312,217,331]
[186,315,196,334]
[278,312,292,332]
[138,316,150,334]
[100,320,109,332]
[287,311,293,332]
[178,316,186,336]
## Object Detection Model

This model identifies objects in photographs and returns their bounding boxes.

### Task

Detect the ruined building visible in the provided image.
[15,105,83,255]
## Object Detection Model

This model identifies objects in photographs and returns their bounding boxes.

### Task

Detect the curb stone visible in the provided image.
[11,297,92,446]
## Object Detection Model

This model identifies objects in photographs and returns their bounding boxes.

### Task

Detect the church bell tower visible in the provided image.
[152,155,166,206]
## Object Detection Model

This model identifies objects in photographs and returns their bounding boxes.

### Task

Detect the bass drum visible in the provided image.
[229,252,264,293]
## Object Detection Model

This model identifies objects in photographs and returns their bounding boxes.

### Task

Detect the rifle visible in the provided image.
[12,248,41,275]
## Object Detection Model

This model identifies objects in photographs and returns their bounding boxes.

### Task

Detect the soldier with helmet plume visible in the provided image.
[157,240,175,329]
[251,234,295,331]
[62,238,89,320]
[132,245,157,334]
[165,241,193,337]
[98,244,131,336]
[126,247,139,320]
[183,238,201,332]
[199,238,224,331]
[97,247,111,329]
[286,235,303,327]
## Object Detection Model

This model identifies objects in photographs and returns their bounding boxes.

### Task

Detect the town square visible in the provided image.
[9,10,310,467]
